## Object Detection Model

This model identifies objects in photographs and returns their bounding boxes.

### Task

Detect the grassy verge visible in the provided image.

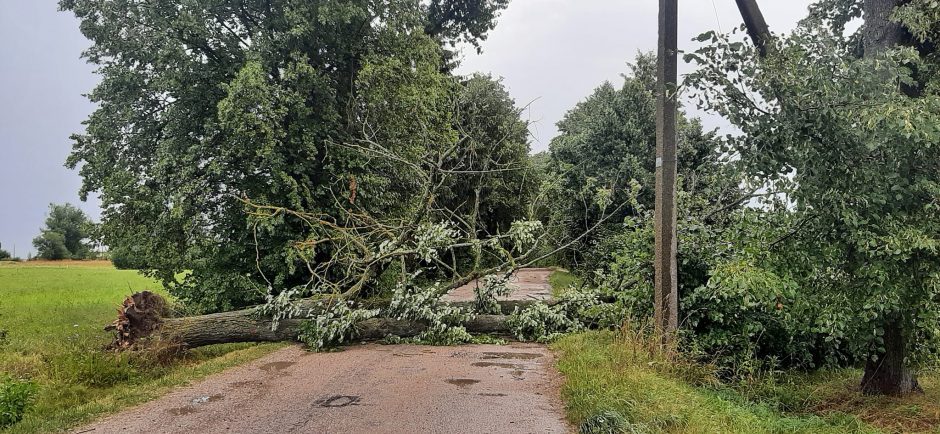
[553,331,940,434]
[0,261,284,433]
[549,268,583,297]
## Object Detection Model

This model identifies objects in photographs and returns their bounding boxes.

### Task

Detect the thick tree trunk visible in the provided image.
[108,292,529,349]
[863,0,912,56]
[861,317,922,396]
[157,311,510,348]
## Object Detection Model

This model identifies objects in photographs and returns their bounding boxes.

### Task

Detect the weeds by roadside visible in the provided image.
[552,329,917,434]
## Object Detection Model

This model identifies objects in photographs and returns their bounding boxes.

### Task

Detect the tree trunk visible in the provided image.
[734,0,772,57]
[108,292,530,349]
[863,0,912,56]
[157,311,511,348]
[861,317,922,396]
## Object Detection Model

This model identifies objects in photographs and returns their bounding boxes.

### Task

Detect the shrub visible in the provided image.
[32,231,70,260]
[583,209,868,377]
[0,377,37,428]
[109,246,149,270]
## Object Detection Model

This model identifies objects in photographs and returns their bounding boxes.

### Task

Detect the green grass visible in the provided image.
[0,261,284,433]
[549,268,583,297]
[552,331,940,434]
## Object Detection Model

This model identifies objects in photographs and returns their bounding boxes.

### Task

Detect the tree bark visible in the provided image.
[861,317,922,396]
[157,311,510,349]
[863,0,912,56]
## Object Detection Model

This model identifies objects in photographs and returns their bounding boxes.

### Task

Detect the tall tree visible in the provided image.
[61,0,510,312]
[693,0,940,395]
[32,203,93,260]
[545,53,734,268]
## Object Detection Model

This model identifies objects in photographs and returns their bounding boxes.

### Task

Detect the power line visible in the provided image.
[711,0,724,33]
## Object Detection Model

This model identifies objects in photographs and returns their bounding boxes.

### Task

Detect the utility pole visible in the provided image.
[654,0,679,344]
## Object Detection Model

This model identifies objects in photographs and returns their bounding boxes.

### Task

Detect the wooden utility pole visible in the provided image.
[654,0,679,344]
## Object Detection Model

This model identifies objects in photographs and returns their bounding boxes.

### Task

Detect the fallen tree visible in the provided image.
[106,291,550,349]
[104,283,623,350]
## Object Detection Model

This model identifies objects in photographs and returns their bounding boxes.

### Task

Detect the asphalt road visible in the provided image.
[77,343,569,434]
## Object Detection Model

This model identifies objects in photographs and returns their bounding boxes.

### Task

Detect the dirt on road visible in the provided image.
[77,269,571,434]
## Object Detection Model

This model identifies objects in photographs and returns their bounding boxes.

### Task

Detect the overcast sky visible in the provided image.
[0,1,813,256]
[455,0,815,146]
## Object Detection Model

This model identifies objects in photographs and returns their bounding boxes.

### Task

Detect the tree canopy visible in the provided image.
[542,52,738,268]
[61,0,518,311]
[32,203,94,260]
[685,0,940,394]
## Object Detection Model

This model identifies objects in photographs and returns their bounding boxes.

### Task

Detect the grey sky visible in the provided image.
[1,1,98,258]
[0,1,813,256]
[456,0,815,148]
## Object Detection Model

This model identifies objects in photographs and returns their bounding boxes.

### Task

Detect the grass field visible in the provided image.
[554,331,940,434]
[0,260,283,433]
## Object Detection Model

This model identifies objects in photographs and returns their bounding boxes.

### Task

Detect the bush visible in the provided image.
[109,246,149,270]
[32,231,71,260]
[0,249,10,260]
[583,210,866,378]
[0,377,37,428]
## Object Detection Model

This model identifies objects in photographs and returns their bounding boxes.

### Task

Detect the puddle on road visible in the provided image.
[481,352,543,360]
[471,361,523,369]
[260,361,295,372]
[315,395,361,408]
[446,378,481,388]
[192,394,224,404]
[479,392,508,397]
